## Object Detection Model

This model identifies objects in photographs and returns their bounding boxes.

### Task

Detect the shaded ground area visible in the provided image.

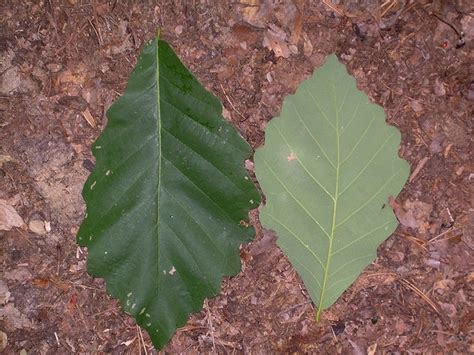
[1,0,473,353]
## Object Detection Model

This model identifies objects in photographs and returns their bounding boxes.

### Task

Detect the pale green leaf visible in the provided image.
[77,36,260,349]
[254,55,409,319]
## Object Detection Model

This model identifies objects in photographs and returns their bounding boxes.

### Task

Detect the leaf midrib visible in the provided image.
[155,38,163,294]
[316,80,342,320]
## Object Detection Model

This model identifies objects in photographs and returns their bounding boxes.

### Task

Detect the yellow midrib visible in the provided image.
[316,82,339,321]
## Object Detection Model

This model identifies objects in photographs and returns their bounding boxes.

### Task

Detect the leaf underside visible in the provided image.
[77,37,260,349]
[254,55,409,319]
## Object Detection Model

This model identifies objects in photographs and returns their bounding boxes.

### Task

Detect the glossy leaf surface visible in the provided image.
[77,37,260,348]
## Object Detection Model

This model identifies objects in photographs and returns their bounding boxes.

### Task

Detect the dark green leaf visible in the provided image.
[77,36,260,348]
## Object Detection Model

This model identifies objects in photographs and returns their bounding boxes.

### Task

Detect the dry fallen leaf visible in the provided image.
[0,303,34,329]
[0,199,24,231]
[32,278,50,288]
[289,6,303,45]
[263,25,291,58]
[389,197,432,233]
[433,279,455,293]
[240,0,272,28]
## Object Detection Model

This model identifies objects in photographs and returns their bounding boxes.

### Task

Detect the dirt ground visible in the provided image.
[1,0,473,353]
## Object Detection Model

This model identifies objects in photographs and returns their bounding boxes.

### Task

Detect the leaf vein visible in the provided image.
[339,100,361,137]
[162,187,229,266]
[161,155,236,224]
[330,221,392,257]
[162,220,215,294]
[336,167,405,228]
[261,158,330,239]
[264,212,325,276]
[273,124,335,202]
[340,113,377,165]
[161,128,243,194]
[289,100,337,170]
[327,253,375,282]
[338,131,397,196]
[301,86,336,130]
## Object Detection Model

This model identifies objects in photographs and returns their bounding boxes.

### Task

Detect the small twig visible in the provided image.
[68,282,104,292]
[430,12,465,48]
[322,0,346,17]
[428,227,458,244]
[399,278,440,315]
[88,19,103,47]
[205,300,216,353]
[330,325,338,342]
[409,156,429,182]
[379,0,396,17]
[54,21,89,55]
[278,300,312,316]
[379,0,407,29]
[405,235,428,251]
[219,83,248,122]
[54,332,60,346]
[137,325,148,355]
[178,324,208,332]
[90,0,103,46]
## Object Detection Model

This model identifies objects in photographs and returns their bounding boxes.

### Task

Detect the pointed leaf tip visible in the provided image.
[255,54,409,318]
[78,36,260,348]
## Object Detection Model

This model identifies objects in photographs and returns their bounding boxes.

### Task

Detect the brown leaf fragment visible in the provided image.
[439,302,456,318]
[0,303,34,329]
[58,95,88,111]
[0,199,24,231]
[95,3,110,16]
[289,7,302,45]
[253,229,276,255]
[232,24,259,46]
[240,0,270,28]
[433,279,455,293]
[32,278,50,288]
[263,25,291,58]
[389,197,432,232]
[395,319,410,335]
[460,310,474,334]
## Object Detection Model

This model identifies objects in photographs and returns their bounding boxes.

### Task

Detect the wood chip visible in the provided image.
[409,156,429,182]
[289,7,303,45]
[81,108,97,128]
[28,220,47,235]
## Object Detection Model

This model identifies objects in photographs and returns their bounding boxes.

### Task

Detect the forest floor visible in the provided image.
[1,1,473,353]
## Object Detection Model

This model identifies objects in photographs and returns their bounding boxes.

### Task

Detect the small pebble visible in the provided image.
[46,63,62,73]
[175,25,184,36]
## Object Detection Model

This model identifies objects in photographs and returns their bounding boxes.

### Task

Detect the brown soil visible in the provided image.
[1,1,473,353]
